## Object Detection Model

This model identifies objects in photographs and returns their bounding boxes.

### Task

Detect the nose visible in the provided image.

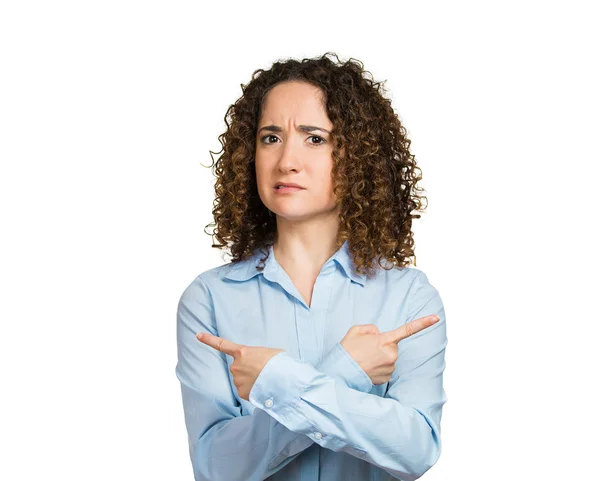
[276,136,302,173]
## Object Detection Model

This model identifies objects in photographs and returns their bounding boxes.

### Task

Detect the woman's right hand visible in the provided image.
[339,314,440,385]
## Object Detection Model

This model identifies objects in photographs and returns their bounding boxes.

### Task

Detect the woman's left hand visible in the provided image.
[196,332,285,401]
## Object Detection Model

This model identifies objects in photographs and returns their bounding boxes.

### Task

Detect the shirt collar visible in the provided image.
[224,239,366,286]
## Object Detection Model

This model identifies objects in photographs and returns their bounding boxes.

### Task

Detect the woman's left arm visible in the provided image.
[248,272,448,481]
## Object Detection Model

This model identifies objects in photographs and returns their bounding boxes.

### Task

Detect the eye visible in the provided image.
[308,135,326,145]
[260,134,277,144]
[260,134,280,144]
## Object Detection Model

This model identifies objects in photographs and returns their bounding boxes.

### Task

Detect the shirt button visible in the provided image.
[264,398,274,408]
[314,432,322,440]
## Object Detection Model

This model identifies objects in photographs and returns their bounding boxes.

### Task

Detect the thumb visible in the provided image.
[356,324,379,335]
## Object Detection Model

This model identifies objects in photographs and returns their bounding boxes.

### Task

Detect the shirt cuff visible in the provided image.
[315,342,373,393]
[247,351,371,452]
[248,352,319,428]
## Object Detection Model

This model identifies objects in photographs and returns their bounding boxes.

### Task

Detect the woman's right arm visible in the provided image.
[175,275,372,481]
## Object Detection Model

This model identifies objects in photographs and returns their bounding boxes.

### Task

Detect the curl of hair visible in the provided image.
[203,52,428,279]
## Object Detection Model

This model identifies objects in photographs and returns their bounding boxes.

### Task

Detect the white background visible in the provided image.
[1,1,598,480]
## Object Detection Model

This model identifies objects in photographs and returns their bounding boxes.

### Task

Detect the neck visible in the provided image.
[272,211,341,275]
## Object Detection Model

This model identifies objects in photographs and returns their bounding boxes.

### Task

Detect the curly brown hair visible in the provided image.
[203,52,428,279]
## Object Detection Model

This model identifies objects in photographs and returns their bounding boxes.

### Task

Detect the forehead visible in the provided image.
[260,81,331,125]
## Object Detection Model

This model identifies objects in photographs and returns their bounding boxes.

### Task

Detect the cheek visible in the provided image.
[315,169,336,198]
[254,163,268,186]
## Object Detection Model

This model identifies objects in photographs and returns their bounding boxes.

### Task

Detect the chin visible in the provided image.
[273,211,309,221]
[274,208,336,222]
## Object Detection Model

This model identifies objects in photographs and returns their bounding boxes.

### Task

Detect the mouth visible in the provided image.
[274,185,305,193]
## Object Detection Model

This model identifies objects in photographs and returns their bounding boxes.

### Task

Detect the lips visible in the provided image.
[274,182,305,189]
[273,184,305,193]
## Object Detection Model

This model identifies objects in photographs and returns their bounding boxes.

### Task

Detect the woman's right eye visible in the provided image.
[260,135,279,144]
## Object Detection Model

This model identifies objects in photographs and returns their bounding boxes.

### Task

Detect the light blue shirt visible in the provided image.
[175,239,448,481]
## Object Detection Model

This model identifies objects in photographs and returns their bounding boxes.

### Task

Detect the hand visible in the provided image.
[196,333,285,401]
[340,314,440,385]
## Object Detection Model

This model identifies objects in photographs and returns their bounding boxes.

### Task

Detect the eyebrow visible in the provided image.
[257,124,332,135]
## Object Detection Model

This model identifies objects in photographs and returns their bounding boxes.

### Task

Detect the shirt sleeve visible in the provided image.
[314,341,374,392]
[176,275,318,481]
[248,270,448,481]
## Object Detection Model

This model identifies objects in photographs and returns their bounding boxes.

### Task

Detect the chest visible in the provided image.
[214,272,411,410]
[215,272,403,363]
[290,273,318,309]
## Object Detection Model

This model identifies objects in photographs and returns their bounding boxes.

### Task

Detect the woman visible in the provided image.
[175,52,447,481]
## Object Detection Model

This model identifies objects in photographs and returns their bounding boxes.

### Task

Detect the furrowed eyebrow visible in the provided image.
[257,125,331,135]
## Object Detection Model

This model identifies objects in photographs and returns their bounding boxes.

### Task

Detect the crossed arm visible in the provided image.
[175,272,447,481]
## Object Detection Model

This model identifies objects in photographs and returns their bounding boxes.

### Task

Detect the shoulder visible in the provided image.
[177,251,263,313]
[380,265,443,312]
[381,265,437,291]
[176,261,242,332]
[178,261,237,303]
[406,267,438,292]
[400,267,445,320]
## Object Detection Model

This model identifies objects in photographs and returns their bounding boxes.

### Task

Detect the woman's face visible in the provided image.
[255,80,339,223]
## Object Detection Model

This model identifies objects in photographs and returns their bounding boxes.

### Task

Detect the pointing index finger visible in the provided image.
[196,332,241,357]
[380,314,440,345]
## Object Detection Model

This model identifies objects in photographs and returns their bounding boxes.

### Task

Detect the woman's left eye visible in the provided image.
[308,135,325,145]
